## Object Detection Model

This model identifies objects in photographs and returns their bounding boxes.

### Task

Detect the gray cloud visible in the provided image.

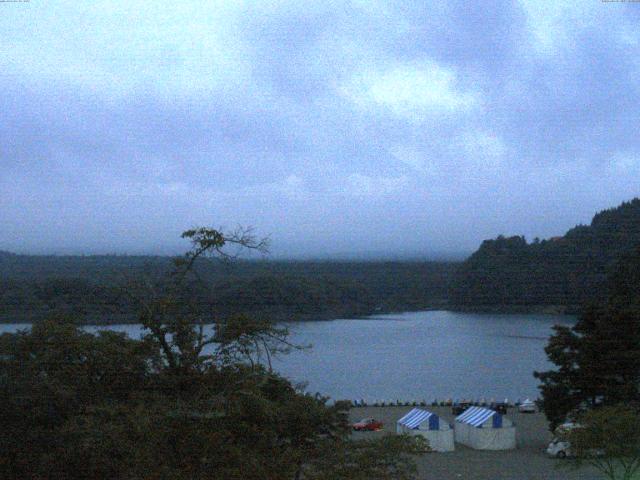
[1,1,639,257]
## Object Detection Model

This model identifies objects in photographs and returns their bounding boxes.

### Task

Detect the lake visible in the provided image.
[0,310,573,402]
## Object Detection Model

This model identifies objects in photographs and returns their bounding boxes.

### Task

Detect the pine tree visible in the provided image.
[535,247,640,429]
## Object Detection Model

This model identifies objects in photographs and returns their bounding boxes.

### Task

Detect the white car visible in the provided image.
[546,438,573,458]
[546,423,604,459]
[518,399,536,413]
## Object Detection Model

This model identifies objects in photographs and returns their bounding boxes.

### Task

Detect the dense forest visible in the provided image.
[0,253,455,324]
[450,198,640,312]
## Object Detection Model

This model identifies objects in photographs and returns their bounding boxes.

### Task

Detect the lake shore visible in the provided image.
[350,406,600,480]
[449,304,579,315]
[0,303,576,326]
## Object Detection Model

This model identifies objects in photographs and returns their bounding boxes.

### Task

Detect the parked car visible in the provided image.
[545,422,603,459]
[518,399,536,413]
[546,438,604,459]
[352,418,383,431]
[546,437,573,458]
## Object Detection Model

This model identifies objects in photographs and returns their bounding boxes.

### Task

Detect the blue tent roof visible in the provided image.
[455,406,500,428]
[397,408,439,430]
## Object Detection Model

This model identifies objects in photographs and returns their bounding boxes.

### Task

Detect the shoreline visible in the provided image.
[0,304,576,326]
[449,304,580,315]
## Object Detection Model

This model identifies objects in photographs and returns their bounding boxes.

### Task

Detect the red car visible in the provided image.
[352,418,384,431]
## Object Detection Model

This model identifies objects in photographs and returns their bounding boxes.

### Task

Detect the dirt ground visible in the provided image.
[350,406,603,480]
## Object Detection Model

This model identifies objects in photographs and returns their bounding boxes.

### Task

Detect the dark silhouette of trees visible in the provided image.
[451,198,640,311]
[564,405,640,480]
[0,253,455,325]
[0,227,424,479]
[535,247,640,430]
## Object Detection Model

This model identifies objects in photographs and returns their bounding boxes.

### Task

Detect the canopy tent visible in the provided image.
[454,406,516,450]
[396,408,454,452]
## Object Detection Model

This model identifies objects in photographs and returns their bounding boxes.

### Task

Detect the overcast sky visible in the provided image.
[1,1,639,258]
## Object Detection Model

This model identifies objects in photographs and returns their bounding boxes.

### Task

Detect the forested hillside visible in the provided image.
[0,253,456,324]
[450,198,640,312]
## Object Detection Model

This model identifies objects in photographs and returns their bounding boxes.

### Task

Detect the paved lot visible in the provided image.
[350,406,602,480]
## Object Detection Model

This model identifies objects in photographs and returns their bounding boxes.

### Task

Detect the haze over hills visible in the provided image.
[2,197,640,323]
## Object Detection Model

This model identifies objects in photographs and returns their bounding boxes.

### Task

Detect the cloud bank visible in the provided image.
[1,0,639,257]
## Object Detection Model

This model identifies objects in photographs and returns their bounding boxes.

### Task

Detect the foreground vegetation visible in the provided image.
[535,246,640,429]
[536,246,640,479]
[564,406,640,480]
[0,228,424,479]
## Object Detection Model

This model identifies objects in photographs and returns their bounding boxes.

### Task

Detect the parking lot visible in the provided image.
[350,406,602,480]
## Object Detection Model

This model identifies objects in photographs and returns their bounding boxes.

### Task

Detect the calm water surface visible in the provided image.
[1,311,574,402]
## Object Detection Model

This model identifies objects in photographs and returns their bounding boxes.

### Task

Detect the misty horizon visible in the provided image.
[0,243,469,261]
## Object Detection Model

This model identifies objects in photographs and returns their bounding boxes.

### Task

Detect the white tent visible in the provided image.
[396,408,454,452]
[454,406,516,450]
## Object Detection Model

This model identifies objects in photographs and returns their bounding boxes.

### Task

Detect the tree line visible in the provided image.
[0,251,455,324]
[450,198,640,312]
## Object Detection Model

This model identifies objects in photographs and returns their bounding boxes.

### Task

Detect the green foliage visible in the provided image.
[214,314,306,371]
[0,316,418,479]
[535,247,640,429]
[565,405,640,480]
[0,227,423,479]
[0,257,455,324]
[0,316,155,479]
[451,198,640,311]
